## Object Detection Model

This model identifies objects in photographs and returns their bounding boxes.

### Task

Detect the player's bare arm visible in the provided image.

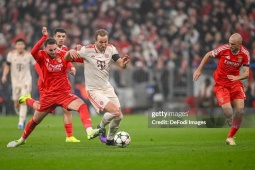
[116,54,130,69]
[227,66,249,81]
[193,51,213,81]
[1,62,10,84]
[64,49,80,61]
[42,27,48,36]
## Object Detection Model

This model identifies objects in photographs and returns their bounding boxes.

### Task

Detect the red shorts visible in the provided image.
[37,91,78,113]
[214,83,246,106]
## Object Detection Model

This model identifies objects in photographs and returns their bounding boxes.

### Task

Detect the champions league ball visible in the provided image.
[114,131,131,148]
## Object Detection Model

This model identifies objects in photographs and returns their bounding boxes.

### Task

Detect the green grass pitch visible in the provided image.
[0,114,254,170]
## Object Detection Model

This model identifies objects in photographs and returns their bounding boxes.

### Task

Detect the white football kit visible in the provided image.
[78,44,120,112]
[7,50,36,100]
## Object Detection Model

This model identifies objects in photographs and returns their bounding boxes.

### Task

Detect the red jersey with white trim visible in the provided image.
[31,35,72,94]
[212,44,250,86]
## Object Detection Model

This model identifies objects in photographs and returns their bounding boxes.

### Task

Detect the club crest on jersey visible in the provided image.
[57,58,62,63]
[104,54,109,58]
[100,101,104,105]
[238,56,243,62]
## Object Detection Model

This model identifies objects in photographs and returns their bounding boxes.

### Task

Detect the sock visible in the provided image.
[21,119,40,139]
[78,104,92,129]
[227,116,242,138]
[64,123,73,137]
[100,112,116,128]
[26,98,36,109]
[18,104,27,125]
[107,117,122,140]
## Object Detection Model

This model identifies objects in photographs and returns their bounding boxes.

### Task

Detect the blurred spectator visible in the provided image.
[196,78,214,108]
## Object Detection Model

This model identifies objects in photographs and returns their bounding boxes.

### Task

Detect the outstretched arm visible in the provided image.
[193,51,213,81]
[64,49,83,63]
[31,27,48,59]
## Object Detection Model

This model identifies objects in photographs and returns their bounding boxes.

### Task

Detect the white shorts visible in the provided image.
[12,83,31,100]
[87,86,120,113]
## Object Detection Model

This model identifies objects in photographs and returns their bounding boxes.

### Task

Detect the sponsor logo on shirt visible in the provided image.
[46,62,63,72]
[224,60,241,67]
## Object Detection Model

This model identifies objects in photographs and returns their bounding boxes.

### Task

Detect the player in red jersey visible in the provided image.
[6,27,104,147]
[29,28,81,142]
[193,33,250,145]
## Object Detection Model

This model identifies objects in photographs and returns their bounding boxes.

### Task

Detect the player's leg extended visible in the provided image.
[18,103,28,129]
[103,101,123,145]
[221,103,233,126]
[19,93,39,110]
[7,110,48,147]
[63,108,80,142]
[226,99,244,145]
[67,98,104,140]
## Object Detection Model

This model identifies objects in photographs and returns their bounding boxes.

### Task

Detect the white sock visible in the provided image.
[107,117,122,140]
[86,127,92,134]
[18,104,27,125]
[100,112,115,128]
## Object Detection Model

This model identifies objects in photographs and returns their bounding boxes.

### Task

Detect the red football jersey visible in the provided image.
[212,44,250,86]
[31,35,72,94]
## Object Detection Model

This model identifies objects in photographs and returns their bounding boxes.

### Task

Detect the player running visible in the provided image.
[193,33,250,145]
[6,27,104,148]
[65,29,130,146]
[1,38,36,129]
[24,28,81,142]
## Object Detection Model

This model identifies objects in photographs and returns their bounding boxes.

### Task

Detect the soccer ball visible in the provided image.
[114,131,131,148]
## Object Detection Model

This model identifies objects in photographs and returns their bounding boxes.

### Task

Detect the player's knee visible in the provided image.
[235,108,244,117]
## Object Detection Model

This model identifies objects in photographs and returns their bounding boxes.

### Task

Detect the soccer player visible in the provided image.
[65,29,130,146]
[193,33,250,145]
[1,38,36,129]
[6,27,104,148]
[29,28,81,142]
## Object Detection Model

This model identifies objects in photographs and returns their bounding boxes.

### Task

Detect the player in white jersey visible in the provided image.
[65,29,130,145]
[1,38,36,129]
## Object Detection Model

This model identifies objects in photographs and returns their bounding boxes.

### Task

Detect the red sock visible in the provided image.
[78,104,92,129]
[227,116,242,138]
[22,119,40,139]
[64,123,73,137]
[26,98,36,109]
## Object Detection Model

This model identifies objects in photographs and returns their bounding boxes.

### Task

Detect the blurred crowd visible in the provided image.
[1,0,255,112]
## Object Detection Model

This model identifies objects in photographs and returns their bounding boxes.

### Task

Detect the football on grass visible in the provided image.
[114,131,131,148]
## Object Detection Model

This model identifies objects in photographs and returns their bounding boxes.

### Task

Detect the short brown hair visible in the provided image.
[94,29,108,40]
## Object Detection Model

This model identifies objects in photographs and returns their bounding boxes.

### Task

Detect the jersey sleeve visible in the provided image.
[31,35,48,63]
[211,44,229,58]
[78,46,87,59]
[67,62,74,69]
[243,52,250,66]
[34,63,43,77]
[6,52,12,63]
[111,45,119,55]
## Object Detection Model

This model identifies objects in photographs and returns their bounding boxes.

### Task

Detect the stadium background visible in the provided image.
[0,0,255,115]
